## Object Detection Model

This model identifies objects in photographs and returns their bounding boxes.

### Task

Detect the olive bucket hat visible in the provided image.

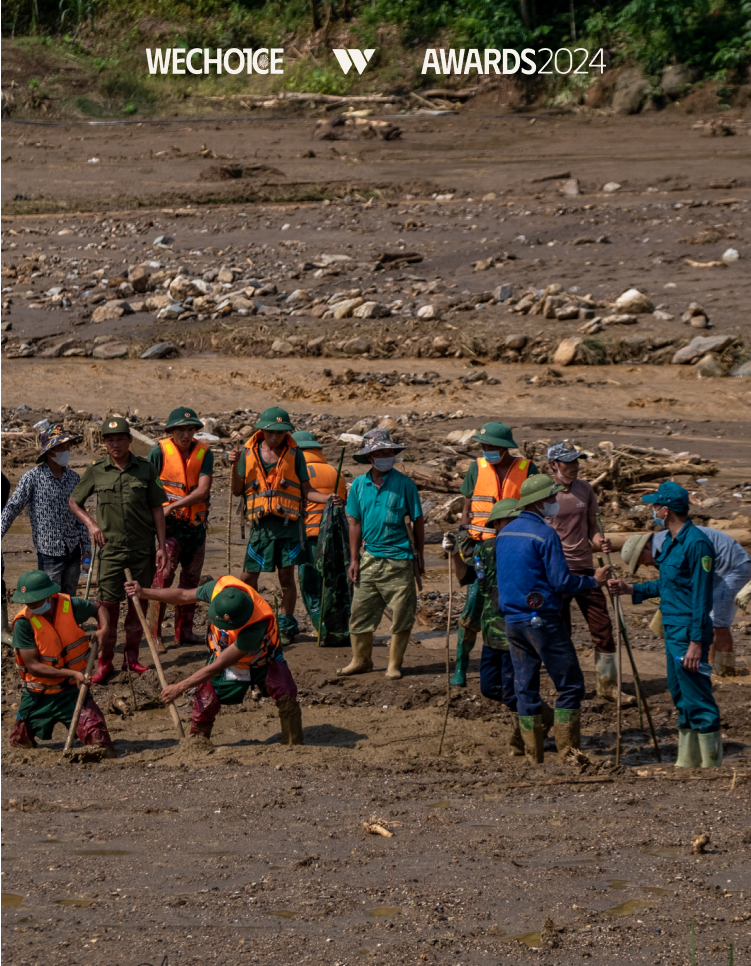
[291,431,322,450]
[472,422,517,448]
[12,570,60,604]
[165,407,204,430]
[486,497,520,525]
[621,532,654,575]
[256,407,295,433]
[516,474,564,508]
[207,586,255,631]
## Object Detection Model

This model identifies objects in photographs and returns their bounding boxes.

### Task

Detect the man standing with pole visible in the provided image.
[610,482,722,768]
[69,417,167,682]
[148,407,214,648]
[291,431,349,646]
[340,429,424,680]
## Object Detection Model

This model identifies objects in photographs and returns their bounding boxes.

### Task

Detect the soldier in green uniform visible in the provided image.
[68,417,167,683]
[444,498,553,754]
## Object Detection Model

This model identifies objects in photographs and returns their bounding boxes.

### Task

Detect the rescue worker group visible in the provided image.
[3,407,750,769]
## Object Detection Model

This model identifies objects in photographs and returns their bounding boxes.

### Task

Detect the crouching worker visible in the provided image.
[444,499,554,755]
[9,570,115,756]
[125,575,303,745]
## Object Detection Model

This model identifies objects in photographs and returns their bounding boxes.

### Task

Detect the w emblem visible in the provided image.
[332,48,376,75]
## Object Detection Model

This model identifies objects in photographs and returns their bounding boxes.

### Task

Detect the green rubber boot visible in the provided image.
[450,625,477,687]
[697,731,723,768]
[675,728,701,768]
[518,715,544,763]
[278,613,300,647]
[553,708,581,761]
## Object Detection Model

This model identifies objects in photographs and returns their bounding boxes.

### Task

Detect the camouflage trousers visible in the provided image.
[349,553,417,636]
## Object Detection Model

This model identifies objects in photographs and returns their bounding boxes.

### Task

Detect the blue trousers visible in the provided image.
[506,615,585,717]
[479,645,517,712]
[664,628,720,733]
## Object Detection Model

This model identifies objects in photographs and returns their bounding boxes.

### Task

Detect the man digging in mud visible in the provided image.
[228,407,342,646]
[125,575,303,745]
[452,423,538,687]
[148,406,214,648]
[496,475,612,764]
[9,570,116,756]
[444,498,554,755]
[546,440,636,707]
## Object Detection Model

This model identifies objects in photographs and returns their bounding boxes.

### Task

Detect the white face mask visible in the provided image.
[48,449,70,467]
[28,600,52,615]
[541,501,560,518]
[482,450,502,464]
[372,457,397,472]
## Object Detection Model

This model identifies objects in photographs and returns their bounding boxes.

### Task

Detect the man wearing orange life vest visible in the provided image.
[451,423,539,687]
[9,570,115,755]
[148,407,214,648]
[292,431,350,647]
[125,574,303,744]
[228,408,343,646]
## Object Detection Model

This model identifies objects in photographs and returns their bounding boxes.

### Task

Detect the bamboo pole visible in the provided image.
[317,447,345,647]
[438,553,453,755]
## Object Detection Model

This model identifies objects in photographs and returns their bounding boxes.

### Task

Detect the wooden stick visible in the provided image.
[124,568,184,738]
[404,516,423,592]
[438,553,453,755]
[62,637,99,757]
[226,474,232,575]
[317,447,345,648]
[83,545,97,601]
[615,601,622,766]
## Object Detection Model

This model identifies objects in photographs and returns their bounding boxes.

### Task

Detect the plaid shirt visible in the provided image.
[1,464,91,559]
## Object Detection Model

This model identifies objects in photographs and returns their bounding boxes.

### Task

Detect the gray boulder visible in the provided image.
[671,335,735,365]
[612,70,649,114]
[140,342,176,359]
[661,64,696,99]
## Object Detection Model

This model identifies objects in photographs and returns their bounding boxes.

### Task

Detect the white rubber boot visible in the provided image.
[595,652,637,707]
[337,632,374,676]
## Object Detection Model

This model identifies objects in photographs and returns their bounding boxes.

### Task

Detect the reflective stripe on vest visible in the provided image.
[13,594,90,695]
[469,457,530,540]
[158,438,209,527]
[207,575,279,671]
[243,432,303,523]
[302,452,347,538]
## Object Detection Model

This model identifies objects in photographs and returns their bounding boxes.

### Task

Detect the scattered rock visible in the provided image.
[417,304,439,320]
[731,360,751,378]
[615,288,654,314]
[661,64,696,98]
[692,833,710,855]
[671,334,735,365]
[217,268,235,284]
[156,302,183,321]
[505,334,527,349]
[332,297,364,320]
[696,352,724,378]
[168,275,199,300]
[271,339,295,356]
[38,339,76,359]
[493,284,512,302]
[603,182,621,193]
[553,336,582,366]
[140,342,176,360]
[722,248,739,264]
[341,336,371,355]
[92,342,129,359]
[353,301,391,319]
[555,304,580,321]
[153,235,174,247]
[602,314,638,325]
[612,69,649,114]
[91,303,125,324]
[432,336,451,354]
[653,310,674,321]
[560,178,579,197]
[690,315,709,329]
[128,265,152,293]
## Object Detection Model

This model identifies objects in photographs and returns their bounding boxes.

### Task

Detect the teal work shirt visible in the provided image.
[633,520,715,643]
[346,468,422,560]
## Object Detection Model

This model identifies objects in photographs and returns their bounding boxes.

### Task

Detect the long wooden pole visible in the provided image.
[615,602,622,766]
[226,472,232,575]
[62,638,99,757]
[317,447,345,648]
[438,552,453,755]
[124,568,185,738]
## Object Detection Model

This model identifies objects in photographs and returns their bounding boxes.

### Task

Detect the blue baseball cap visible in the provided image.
[642,481,689,512]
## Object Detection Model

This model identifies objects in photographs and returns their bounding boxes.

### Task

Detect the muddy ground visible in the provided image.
[2,107,751,965]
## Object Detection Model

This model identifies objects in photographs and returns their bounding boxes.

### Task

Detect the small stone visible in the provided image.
[505,334,527,349]
[118,282,135,298]
[217,268,235,284]
[615,288,654,313]
[271,339,295,356]
[145,294,171,312]
[153,235,174,247]
[38,339,76,359]
[140,342,176,359]
[91,303,125,323]
[553,336,582,366]
[555,304,580,321]
[722,248,739,264]
[696,352,723,378]
[560,178,579,196]
[653,309,674,321]
[342,336,371,355]
[307,335,326,352]
[286,289,311,304]
[417,304,438,320]
[482,192,497,201]
[493,284,512,302]
[730,360,751,378]
[169,275,199,300]
[671,334,735,365]
[332,297,364,319]
[602,314,638,325]
[432,336,451,354]
[128,265,152,293]
[92,341,129,359]
[603,182,621,193]
[690,315,708,329]
[353,301,391,319]
[156,302,183,321]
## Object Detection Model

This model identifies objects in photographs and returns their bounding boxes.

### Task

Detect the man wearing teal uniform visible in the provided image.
[609,482,722,768]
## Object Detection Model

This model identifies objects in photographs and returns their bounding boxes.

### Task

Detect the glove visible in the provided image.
[442,532,458,554]
[735,579,751,612]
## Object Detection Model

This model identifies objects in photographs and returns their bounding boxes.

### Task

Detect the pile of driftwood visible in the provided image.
[585,442,717,495]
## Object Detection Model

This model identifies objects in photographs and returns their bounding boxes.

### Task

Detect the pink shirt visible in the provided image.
[549,478,598,569]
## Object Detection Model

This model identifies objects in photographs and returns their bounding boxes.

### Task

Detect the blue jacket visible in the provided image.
[495,511,598,623]
[633,519,715,642]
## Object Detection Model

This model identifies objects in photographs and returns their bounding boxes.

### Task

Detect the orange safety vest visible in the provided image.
[13,594,90,695]
[469,456,531,540]
[302,451,346,538]
[207,575,279,676]
[243,431,303,525]
[158,438,209,527]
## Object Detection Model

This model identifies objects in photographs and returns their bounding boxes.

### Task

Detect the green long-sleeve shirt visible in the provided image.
[456,535,508,650]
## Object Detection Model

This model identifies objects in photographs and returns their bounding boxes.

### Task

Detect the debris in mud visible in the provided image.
[363,819,394,838]
[199,163,286,182]
[692,833,710,854]
[314,117,402,142]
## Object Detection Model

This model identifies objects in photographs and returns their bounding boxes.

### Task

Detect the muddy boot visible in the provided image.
[123,602,149,675]
[554,708,581,761]
[77,698,117,758]
[190,681,220,738]
[277,696,304,746]
[697,731,723,768]
[518,715,544,764]
[675,728,701,768]
[540,701,555,739]
[595,652,637,707]
[278,614,299,648]
[713,651,735,677]
[338,632,374,676]
[9,720,37,749]
[92,601,119,684]
[1,597,12,647]
[450,626,477,687]
[385,632,410,680]
[508,715,525,756]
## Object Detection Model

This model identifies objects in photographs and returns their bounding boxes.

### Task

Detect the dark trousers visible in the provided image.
[37,546,82,598]
[560,568,615,653]
[479,645,517,712]
[506,615,585,717]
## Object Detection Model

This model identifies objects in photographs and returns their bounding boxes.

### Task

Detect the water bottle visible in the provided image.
[530,611,543,628]
[675,656,713,677]
[473,555,487,581]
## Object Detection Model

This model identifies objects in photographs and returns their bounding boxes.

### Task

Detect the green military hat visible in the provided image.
[472,422,517,448]
[101,416,131,436]
[291,430,322,449]
[256,407,294,433]
[516,474,563,508]
[486,497,520,524]
[621,532,654,575]
[165,406,203,430]
[13,570,60,603]
[208,585,255,631]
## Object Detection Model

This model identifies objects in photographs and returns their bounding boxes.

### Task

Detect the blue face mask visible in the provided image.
[482,450,502,464]
[652,510,666,528]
